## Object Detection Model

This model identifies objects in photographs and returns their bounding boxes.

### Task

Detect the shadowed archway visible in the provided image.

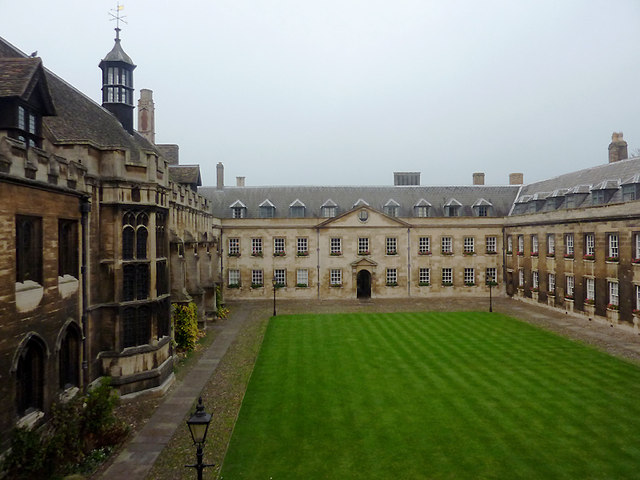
[357,269,371,299]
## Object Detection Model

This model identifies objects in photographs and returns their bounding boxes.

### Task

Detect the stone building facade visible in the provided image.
[0,33,216,450]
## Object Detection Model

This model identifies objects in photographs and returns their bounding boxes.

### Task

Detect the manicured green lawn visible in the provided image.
[219,312,640,479]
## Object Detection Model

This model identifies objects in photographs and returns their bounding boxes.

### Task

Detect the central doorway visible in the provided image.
[357,269,371,299]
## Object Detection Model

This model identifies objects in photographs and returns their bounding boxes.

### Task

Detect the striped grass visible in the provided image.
[219,312,640,479]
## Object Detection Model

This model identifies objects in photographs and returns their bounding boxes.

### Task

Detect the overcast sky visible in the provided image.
[3,0,640,187]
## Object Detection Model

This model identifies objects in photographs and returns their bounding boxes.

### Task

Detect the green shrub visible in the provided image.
[173,302,199,351]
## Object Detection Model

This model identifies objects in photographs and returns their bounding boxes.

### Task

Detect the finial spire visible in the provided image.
[109,2,127,40]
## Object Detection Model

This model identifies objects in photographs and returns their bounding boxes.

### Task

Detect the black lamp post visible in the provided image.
[487,277,497,312]
[273,276,277,317]
[185,397,214,480]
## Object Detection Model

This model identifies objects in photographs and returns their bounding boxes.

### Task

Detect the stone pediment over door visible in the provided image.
[350,257,378,273]
[316,206,411,229]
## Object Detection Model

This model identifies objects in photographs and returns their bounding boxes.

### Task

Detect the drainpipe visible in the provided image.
[316,229,321,299]
[80,197,91,392]
[407,228,411,297]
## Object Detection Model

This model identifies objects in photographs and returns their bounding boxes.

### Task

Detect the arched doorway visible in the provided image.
[357,270,371,299]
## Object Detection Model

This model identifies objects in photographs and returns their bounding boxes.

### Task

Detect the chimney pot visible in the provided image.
[137,89,155,144]
[473,172,485,185]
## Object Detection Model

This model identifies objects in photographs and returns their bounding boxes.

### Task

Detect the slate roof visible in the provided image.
[0,36,156,159]
[101,37,135,66]
[168,165,201,186]
[0,57,56,115]
[200,185,520,219]
[513,156,640,214]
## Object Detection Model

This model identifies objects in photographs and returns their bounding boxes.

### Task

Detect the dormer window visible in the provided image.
[413,199,431,217]
[622,184,638,201]
[472,198,493,217]
[230,200,247,218]
[444,198,462,217]
[289,199,306,218]
[16,105,40,147]
[383,199,400,217]
[259,199,275,218]
[321,199,338,218]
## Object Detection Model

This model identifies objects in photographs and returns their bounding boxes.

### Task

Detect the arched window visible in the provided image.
[136,227,148,259]
[59,325,80,390]
[123,226,135,259]
[16,337,46,416]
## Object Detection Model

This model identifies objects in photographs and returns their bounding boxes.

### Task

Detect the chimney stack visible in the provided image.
[216,162,224,189]
[473,172,485,185]
[236,176,245,187]
[608,132,628,163]
[137,89,155,144]
[509,173,523,185]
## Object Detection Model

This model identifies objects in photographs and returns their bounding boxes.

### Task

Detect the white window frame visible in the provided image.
[419,268,430,285]
[322,206,337,218]
[251,269,263,286]
[486,268,497,284]
[565,233,574,256]
[517,235,524,254]
[330,237,342,255]
[635,233,640,260]
[486,236,497,254]
[464,268,475,285]
[442,268,453,285]
[547,234,555,255]
[585,234,595,257]
[548,273,556,294]
[228,269,240,286]
[358,237,370,255]
[507,236,513,253]
[532,271,539,289]
[297,269,308,287]
[464,237,475,254]
[228,238,240,255]
[566,275,574,298]
[636,284,640,311]
[274,237,286,255]
[418,237,430,254]
[518,269,524,287]
[608,233,619,259]
[531,235,539,254]
[274,268,286,286]
[297,237,308,255]
[386,268,397,285]
[608,281,619,307]
[386,237,397,255]
[330,269,342,286]
[441,236,452,254]
[251,238,262,255]
[586,278,595,301]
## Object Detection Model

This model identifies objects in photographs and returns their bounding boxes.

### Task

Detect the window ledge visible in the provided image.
[58,275,79,299]
[16,410,44,430]
[15,280,44,312]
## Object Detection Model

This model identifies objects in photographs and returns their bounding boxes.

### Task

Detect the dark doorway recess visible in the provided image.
[357,270,371,299]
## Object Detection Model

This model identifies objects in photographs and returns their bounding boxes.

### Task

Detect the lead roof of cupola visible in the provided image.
[100,31,135,66]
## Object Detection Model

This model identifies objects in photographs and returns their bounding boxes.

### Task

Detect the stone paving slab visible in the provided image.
[100,307,250,480]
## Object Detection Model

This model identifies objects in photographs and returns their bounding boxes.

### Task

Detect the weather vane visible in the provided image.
[109,2,127,38]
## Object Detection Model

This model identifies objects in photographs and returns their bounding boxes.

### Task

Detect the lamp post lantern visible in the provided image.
[185,397,214,480]
[487,277,497,312]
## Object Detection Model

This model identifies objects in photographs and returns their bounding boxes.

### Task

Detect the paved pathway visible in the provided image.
[100,306,252,480]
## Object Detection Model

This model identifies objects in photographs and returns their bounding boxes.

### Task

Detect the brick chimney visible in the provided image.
[509,173,523,185]
[236,176,245,187]
[473,172,485,185]
[137,89,155,144]
[216,162,224,189]
[608,132,628,163]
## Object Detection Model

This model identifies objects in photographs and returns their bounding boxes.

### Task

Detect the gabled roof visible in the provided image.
[0,57,56,115]
[444,198,462,207]
[591,179,619,191]
[321,198,338,207]
[289,198,306,208]
[259,199,275,208]
[229,199,246,208]
[472,198,493,207]
[414,198,431,207]
[384,199,400,207]
[353,198,369,207]
[621,174,640,186]
[168,165,201,186]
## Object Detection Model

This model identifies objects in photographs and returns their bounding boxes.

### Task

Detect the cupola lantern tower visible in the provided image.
[99,25,136,133]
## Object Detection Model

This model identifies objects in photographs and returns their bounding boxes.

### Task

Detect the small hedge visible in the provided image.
[173,302,199,352]
[2,378,128,479]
